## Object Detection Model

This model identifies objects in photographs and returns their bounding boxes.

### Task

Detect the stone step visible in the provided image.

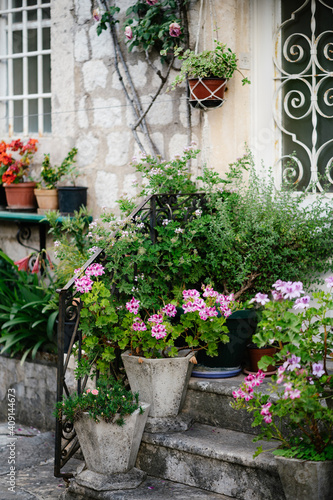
[136,423,285,500]
[181,373,262,434]
[183,359,333,432]
[61,474,232,499]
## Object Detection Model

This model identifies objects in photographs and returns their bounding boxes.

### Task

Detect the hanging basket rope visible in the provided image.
[188,77,226,110]
[191,0,225,111]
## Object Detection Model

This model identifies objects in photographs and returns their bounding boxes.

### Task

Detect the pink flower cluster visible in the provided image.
[272,280,304,300]
[183,287,233,320]
[260,402,272,423]
[325,276,333,288]
[162,304,177,317]
[74,264,105,293]
[232,370,266,401]
[86,389,99,396]
[151,324,167,340]
[85,263,105,277]
[148,314,163,324]
[126,297,140,314]
[132,317,147,332]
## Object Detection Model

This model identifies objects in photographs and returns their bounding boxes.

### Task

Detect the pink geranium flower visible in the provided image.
[249,293,270,306]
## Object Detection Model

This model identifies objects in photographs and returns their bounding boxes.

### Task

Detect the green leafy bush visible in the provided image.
[54,377,142,425]
[0,251,57,362]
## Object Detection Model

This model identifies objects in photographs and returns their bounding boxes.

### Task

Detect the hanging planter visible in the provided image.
[188,77,227,109]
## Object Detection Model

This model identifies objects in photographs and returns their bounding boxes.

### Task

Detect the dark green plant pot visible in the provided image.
[58,186,87,215]
[192,309,258,378]
[0,185,7,210]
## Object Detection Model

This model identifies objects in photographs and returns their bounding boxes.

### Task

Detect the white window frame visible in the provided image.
[0,0,51,136]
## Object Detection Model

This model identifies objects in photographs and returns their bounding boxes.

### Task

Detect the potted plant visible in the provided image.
[166,40,250,108]
[34,147,78,212]
[54,377,150,475]
[231,278,333,500]
[54,147,88,215]
[73,262,233,419]
[0,138,38,210]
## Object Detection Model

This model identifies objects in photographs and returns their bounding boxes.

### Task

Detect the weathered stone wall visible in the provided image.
[0,355,76,431]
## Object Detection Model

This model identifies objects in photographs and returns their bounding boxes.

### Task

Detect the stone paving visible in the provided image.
[0,422,230,500]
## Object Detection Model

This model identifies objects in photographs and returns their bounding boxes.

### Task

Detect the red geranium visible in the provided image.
[0,138,38,184]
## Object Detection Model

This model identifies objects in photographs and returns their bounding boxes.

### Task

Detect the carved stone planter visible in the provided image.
[121,350,195,418]
[74,403,150,475]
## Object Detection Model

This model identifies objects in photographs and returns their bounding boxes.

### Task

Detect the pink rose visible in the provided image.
[91,389,99,396]
[169,22,181,37]
[125,26,133,40]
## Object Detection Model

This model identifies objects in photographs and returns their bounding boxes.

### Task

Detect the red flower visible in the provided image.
[14,255,31,272]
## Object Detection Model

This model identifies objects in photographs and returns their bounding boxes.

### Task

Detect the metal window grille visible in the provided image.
[273,0,333,192]
[0,0,51,135]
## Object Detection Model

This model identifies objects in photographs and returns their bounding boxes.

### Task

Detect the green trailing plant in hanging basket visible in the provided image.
[165,40,251,90]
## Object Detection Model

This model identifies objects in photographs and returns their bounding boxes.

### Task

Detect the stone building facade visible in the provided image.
[1,0,332,258]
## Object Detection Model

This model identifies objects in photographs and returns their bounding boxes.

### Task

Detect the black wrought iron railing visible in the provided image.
[54,193,207,477]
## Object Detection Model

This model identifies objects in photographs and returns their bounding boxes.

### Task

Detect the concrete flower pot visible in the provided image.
[275,455,333,500]
[121,350,195,418]
[74,403,150,475]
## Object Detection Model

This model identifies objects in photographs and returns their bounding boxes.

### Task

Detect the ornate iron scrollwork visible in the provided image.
[273,0,333,191]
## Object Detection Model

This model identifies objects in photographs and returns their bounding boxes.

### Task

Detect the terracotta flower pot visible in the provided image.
[34,188,58,211]
[188,77,227,109]
[4,182,37,210]
[247,344,276,373]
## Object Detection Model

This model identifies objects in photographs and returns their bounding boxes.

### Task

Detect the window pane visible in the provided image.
[13,58,23,95]
[42,7,50,20]
[43,54,50,92]
[27,29,37,52]
[12,0,22,23]
[14,100,23,133]
[28,98,38,132]
[27,9,37,21]
[28,56,37,93]
[43,97,51,133]
[42,27,50,50]
[27,0,37,5]
[12,30,22,54]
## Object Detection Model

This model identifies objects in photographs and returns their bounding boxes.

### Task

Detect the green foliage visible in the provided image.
[202,150,333,299]
[96,6,120,36]
[45,207,92,287]
[132,146,200,196]
[54,377,142,424]
[77,281,120,377]
[0,251,57,362]
[124,1,184,56]
[168,40,251,89]
[37,148,78,189]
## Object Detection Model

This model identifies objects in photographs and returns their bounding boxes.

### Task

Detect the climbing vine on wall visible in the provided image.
[93,0,190,157]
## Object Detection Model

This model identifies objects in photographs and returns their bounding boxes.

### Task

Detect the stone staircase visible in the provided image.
[136,373,286,500]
